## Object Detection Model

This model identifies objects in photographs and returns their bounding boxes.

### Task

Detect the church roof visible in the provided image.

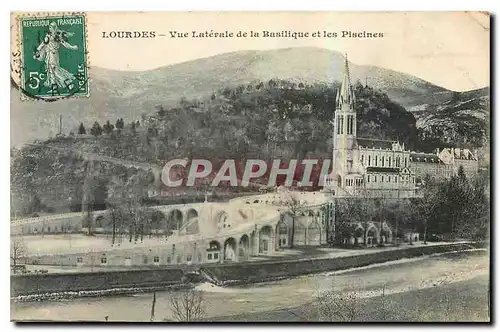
[356,138,396,150]
[365,167,399,173]
[410,152,441,163]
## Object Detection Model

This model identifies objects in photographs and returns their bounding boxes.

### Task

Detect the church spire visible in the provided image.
[336,53,356,109]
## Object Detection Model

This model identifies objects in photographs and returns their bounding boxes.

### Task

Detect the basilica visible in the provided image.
[324,58,478,198]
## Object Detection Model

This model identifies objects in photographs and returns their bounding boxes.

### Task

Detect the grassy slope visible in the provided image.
[212,275,490,322]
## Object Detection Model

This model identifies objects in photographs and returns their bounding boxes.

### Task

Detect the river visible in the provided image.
[11,250,489,322]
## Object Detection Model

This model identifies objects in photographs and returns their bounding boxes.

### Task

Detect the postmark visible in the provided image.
[15,13,89,100]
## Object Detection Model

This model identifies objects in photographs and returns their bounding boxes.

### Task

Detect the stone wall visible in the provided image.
[11,242,487,298]
[203,242,486,285]
[11,268,184,297]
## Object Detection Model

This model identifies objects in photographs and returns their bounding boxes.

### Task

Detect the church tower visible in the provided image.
[328,55,358,191]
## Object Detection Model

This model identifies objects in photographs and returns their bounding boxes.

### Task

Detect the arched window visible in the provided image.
[347,115,354,135]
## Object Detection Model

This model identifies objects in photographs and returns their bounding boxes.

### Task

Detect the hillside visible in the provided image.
[11,81,419,216]
[11,47,450,147]
[412,87,490,152]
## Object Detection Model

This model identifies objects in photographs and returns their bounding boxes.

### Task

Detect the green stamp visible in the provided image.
[18,14,88,100]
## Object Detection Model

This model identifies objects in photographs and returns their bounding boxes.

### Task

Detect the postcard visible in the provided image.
[10,11,490,322]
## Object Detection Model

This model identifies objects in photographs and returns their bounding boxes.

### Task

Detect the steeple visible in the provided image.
[327,52,362,192]
[336,54,356,109]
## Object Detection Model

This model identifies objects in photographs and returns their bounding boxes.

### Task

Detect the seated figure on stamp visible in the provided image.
[33,21,78,90]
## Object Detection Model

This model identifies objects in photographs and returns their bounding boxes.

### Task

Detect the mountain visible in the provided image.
[412,87,490,151]
[11,47,454,147]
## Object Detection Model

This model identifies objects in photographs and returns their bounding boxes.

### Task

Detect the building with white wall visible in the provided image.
[324,57,478,199]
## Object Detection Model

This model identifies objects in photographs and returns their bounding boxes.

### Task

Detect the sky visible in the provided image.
[13,11,490,91]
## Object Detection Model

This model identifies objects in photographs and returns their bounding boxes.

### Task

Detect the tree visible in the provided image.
[393,199,414,245]
[107,172,154,243]
[107,177,135,243]
[10,236,27,271]
[443,166,469,238]
[115,118,124,130]
[333,193,377,247]
[335,198,361,246]
[127,172,154,242]
[168,289,205,322]
[82,170,108,236]
[414,177,441,244]
[284,193,307,248]
[103,120,115,134]
[90,121,103,137]
[10,149,42,217]
[129,122,137,134]
[355,190,377,246]
[150,210,167,237]
[443,170,489,240]
[78,122,86,135]
[463,174,490,240]
[106,205,125,245]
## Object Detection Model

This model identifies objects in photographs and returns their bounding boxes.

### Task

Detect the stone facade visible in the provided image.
[18,190,334,267]
[324,57,479,199]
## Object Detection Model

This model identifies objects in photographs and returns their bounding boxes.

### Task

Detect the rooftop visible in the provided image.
[357,138,397,150]
[365,167,400,173]
[410,152,441,163]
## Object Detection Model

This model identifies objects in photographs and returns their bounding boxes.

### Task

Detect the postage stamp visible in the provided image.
[16,13,89,100]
